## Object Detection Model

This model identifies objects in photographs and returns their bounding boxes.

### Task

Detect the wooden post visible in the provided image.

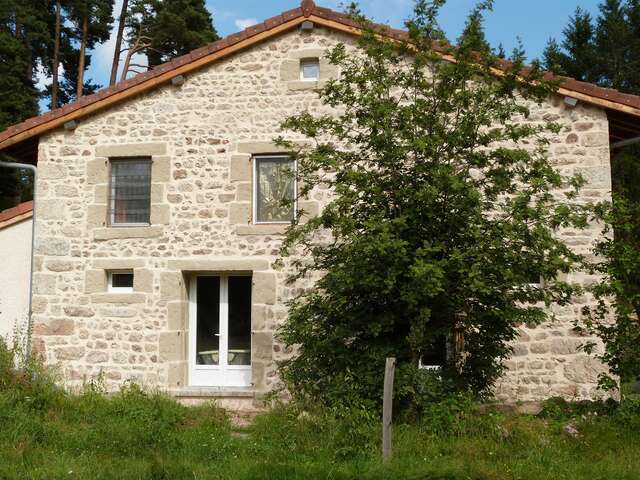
[382,357,396,463]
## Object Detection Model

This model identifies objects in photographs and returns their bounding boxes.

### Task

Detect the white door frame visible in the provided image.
[188,274,252,387]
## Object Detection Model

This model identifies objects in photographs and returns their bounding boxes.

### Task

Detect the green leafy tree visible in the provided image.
[549,1,640,394]
[581,148,640,394]
[276,1,592,409]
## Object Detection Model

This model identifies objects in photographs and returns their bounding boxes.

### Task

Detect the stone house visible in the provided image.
[0,0,639,410]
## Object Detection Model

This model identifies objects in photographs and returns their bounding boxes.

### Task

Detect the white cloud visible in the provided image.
[234,18,258,30]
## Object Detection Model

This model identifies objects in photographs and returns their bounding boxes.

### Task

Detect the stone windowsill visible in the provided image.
[236,224,289,236]
[287,79,328,91]
[91,293,146,304]
[168,386,256,398]
[94,225,164,240]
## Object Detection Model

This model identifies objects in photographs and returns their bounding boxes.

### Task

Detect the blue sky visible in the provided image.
[74,0,601,107]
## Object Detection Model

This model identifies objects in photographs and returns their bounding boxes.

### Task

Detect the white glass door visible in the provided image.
[188,274,252,387]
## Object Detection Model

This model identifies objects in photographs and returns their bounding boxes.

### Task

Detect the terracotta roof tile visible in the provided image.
[0,201,33,227]
[1,0,639,151]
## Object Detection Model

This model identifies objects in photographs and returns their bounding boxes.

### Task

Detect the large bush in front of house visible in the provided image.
[275,0,595,411]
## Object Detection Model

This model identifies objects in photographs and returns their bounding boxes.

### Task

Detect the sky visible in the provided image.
[46,0,604,111]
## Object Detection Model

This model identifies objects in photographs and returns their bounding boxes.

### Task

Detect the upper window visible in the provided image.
[253,155,296,223]
[300,58,320,81]
[109,158,152,225]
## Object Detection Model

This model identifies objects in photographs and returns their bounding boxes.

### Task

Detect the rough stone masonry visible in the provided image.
[29,24,612,410]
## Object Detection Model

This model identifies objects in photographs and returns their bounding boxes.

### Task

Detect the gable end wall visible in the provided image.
[31,26,612,404]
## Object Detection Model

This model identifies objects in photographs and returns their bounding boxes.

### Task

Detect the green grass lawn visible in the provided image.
[1,342,639,480]
[1,381,639,480]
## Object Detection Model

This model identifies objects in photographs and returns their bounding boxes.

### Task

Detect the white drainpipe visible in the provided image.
[0,162,37,354]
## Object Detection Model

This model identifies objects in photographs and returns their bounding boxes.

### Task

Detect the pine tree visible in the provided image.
[109,0,129,85]
[596,0,632,89]
[544,8,597,82]
[542,38,567,73]
[0,0,50,209]
[624,0,640,93]
[127,0,218,72]
[66,0,113,98]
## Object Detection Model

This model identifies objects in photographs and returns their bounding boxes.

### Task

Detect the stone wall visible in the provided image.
[31,24,612,405]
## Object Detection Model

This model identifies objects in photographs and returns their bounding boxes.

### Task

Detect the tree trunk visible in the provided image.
[77,14,89,99]
[120,48,133,82]
[110,0,129,86]
[51,0,62,108]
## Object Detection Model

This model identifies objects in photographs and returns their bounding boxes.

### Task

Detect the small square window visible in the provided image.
[109,158,152,226]
[300,59,320,81]
[108,271,134,293]
[525,268,544,287]
[418,335,448,370]
[253,156,296,223]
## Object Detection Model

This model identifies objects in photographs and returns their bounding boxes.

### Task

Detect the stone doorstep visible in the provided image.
[168,386,256,398]
[478,401,544,416]
[169,387,266,423]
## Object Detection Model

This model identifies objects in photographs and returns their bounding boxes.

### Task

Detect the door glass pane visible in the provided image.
[255,157,295,222]
[196,276,220,365]
[227,276,252,366]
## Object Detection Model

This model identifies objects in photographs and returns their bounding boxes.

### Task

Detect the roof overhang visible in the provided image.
[0,201,34,231]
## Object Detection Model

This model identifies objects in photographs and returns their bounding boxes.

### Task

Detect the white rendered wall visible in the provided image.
[0,218,32,343]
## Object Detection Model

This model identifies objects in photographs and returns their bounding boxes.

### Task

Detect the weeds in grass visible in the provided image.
[0,339,639,479]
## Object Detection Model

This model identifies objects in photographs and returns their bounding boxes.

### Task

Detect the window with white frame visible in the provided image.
[418,335,448,371]
[109,158,152,225]
[300,58,320,81]
[108,270,134,293]
[253,155,296,223]
[523,262,544,287]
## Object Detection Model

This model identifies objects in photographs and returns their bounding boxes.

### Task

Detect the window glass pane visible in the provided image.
[420,335,447,368]
[110,159,151,224]
[301,60,320,80]
[111,272,133,288]
[524,265,542,285]
[196,277,220,366]
[255,157,295,222]
[227,276,252,366]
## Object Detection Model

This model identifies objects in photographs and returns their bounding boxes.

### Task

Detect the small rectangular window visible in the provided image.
[109,158,152,225]
[253,155,296,223]
[525,267,544,287]
[108,271,134,293]
[300,59,320,81]
[419,335,448,370]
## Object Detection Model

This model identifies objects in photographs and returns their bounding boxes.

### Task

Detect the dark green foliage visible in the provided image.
[543,8,598,82]
[128,0,218,67]
[579,146,640,393]
[547,1,640,396]
[545,1,640,94]
[0,0,47,209]
[276,1,592,411]
[57,31,102,103]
